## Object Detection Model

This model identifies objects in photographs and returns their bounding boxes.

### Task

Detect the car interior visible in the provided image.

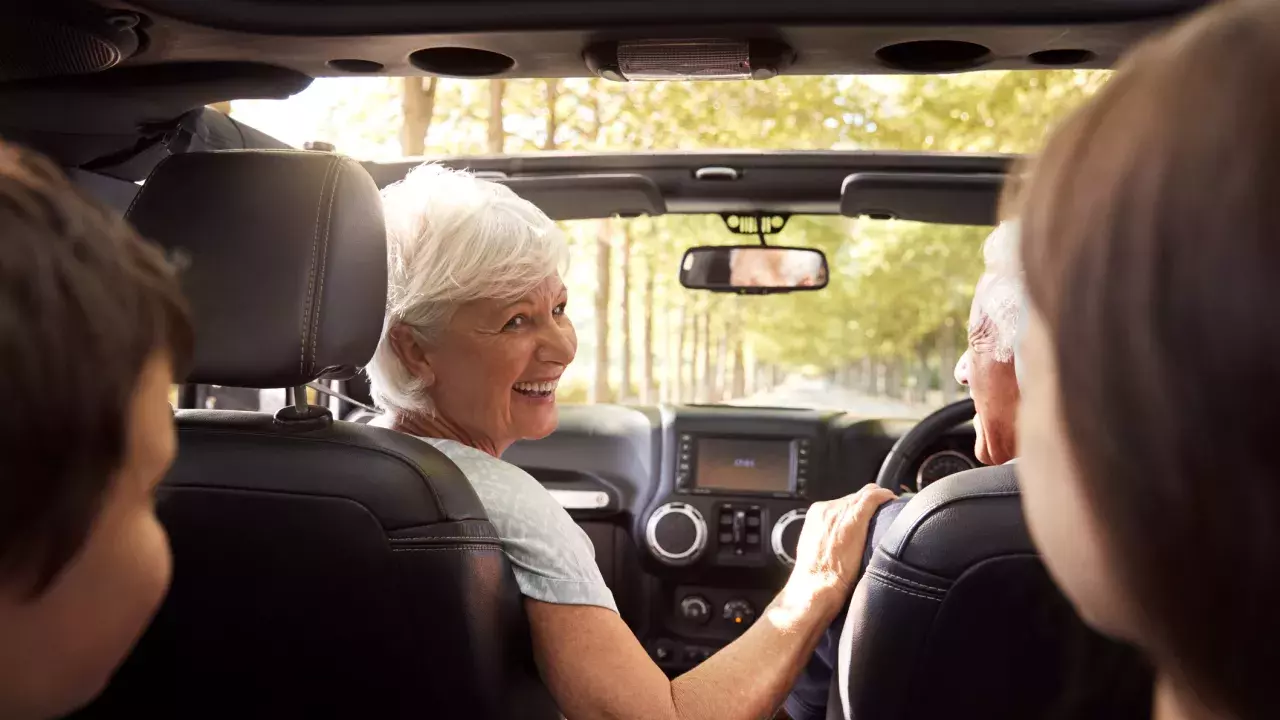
[1,1,1202,718]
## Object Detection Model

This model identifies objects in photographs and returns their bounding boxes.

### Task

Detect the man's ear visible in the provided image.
[388,325,435,389]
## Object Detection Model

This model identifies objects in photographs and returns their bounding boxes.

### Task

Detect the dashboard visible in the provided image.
[503,403,977,674]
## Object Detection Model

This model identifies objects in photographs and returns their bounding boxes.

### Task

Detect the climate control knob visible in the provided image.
[679,595,712,625]
[771,508,807,567]
[646,502,708,565]
[723,599,756,629]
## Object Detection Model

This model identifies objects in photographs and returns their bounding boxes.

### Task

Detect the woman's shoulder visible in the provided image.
[418,437,529,476]
[414,437,551,506]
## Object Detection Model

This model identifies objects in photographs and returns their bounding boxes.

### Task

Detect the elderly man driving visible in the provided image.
[783,221,1023,720]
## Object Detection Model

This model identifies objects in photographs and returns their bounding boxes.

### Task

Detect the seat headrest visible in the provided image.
[127,150,387,388]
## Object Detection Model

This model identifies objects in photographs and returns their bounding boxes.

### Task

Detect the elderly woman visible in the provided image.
[366,164,894,719]
[1014,1,1280,719]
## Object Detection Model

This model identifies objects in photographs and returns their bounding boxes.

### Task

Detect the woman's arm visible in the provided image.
[526,485,894,720]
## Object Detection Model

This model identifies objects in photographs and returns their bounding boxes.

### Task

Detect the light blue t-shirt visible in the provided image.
[420,437,618,614]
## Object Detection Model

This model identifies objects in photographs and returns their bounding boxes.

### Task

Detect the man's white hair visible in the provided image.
[973,220,1024,363]
[365,163,569,415]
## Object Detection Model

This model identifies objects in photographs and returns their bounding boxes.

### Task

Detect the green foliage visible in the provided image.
[231,69,1109,405]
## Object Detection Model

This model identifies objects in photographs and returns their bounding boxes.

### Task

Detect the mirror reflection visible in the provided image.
[680,246,829,293]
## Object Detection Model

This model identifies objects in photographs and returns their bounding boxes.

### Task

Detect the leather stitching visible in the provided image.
[310,159,341,375]
[867,568,947,595]
[302,157,340,376]
[178,424,458,518]
[390,536,501,542]
[391,546,502,553]
[123,151,183,219]
[867,573,943,602]
[890,489,1021,555]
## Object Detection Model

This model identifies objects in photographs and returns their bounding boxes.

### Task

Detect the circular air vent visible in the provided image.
[1029,49,1097,66]
[326,58,384,73]
[409,47,515,77]
[875,40,991,72]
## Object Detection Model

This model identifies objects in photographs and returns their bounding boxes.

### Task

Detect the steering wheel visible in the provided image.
[874,399,976,492]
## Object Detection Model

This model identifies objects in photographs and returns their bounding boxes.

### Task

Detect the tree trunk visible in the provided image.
[591,220,612,403]
[543,79,561,150]
[641,266,655,404]
[674,304,687,404]
[708,320,724,403]
[938,330,959,403]
[619,227,632,402]
[487,80,506,154]
[861,357,875,394]
[885,358,904,400]
[731,336,746,399]
[588,79,604,147]
[400,76,439,156]
[693,309,707,403]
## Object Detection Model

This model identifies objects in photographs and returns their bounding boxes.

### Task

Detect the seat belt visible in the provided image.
[305,381,382,414]
[79,109,199,174]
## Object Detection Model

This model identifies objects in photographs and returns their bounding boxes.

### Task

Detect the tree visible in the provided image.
[591,219,613,403]
[400,77,439,156]
[618,225,632,402]
[487,80,505,153]
[543,80,561,150]
[641,261,656,403]
[302,67,1115,411]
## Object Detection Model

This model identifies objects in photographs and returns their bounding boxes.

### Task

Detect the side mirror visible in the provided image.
[679,246,829,294]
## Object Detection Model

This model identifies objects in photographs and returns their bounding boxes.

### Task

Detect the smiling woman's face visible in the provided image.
[419,275,576,453]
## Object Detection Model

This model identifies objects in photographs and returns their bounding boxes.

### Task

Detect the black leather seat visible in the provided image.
[71,151,558,719]
[833,464,1153,720]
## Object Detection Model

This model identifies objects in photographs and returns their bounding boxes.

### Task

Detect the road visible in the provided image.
[730,376,934,418]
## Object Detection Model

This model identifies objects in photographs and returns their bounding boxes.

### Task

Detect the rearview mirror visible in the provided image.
[679,246,829,294]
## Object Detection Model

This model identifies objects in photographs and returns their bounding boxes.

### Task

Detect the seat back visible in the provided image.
[836,465,1152,720]
[72,150,558,719]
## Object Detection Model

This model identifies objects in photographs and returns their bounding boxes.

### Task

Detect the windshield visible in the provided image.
[552,216,988,417]
[223,71,1107,416]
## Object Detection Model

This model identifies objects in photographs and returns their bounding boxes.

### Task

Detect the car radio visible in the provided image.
[674,433,811,498]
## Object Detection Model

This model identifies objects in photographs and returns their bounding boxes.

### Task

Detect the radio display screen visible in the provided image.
[694,437,795,493]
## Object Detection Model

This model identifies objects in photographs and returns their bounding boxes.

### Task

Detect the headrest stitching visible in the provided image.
[123,151,180,221]
[311,160,343,377]
[301,156,341,378]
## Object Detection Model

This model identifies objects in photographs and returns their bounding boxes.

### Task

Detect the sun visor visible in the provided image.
[840,172,1006,226]
[495,174,665,220]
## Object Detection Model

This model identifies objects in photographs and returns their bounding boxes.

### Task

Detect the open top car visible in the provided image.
[1,2,1202,718]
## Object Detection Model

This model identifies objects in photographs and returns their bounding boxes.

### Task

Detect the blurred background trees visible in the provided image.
[227,70,1106,415]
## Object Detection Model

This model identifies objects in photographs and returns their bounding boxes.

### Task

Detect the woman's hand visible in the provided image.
[788,484,897,602]
[526,483,898,720]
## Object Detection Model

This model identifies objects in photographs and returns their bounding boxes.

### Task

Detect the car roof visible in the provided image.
[1,1,1203,184]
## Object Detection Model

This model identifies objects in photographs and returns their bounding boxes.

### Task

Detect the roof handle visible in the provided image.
[694,166,740,181]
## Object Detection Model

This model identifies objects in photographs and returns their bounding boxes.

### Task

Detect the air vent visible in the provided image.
[1029,49,1097,66]
[326,58,384,73]
[875,40,991,72]
[409,47,514,77]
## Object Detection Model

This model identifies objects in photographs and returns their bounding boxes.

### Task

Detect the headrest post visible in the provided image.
[290,385,309,412]
[274,384,332,428]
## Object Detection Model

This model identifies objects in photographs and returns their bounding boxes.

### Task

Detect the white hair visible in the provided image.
[973,220,1024,363]
[365,163,569,415]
